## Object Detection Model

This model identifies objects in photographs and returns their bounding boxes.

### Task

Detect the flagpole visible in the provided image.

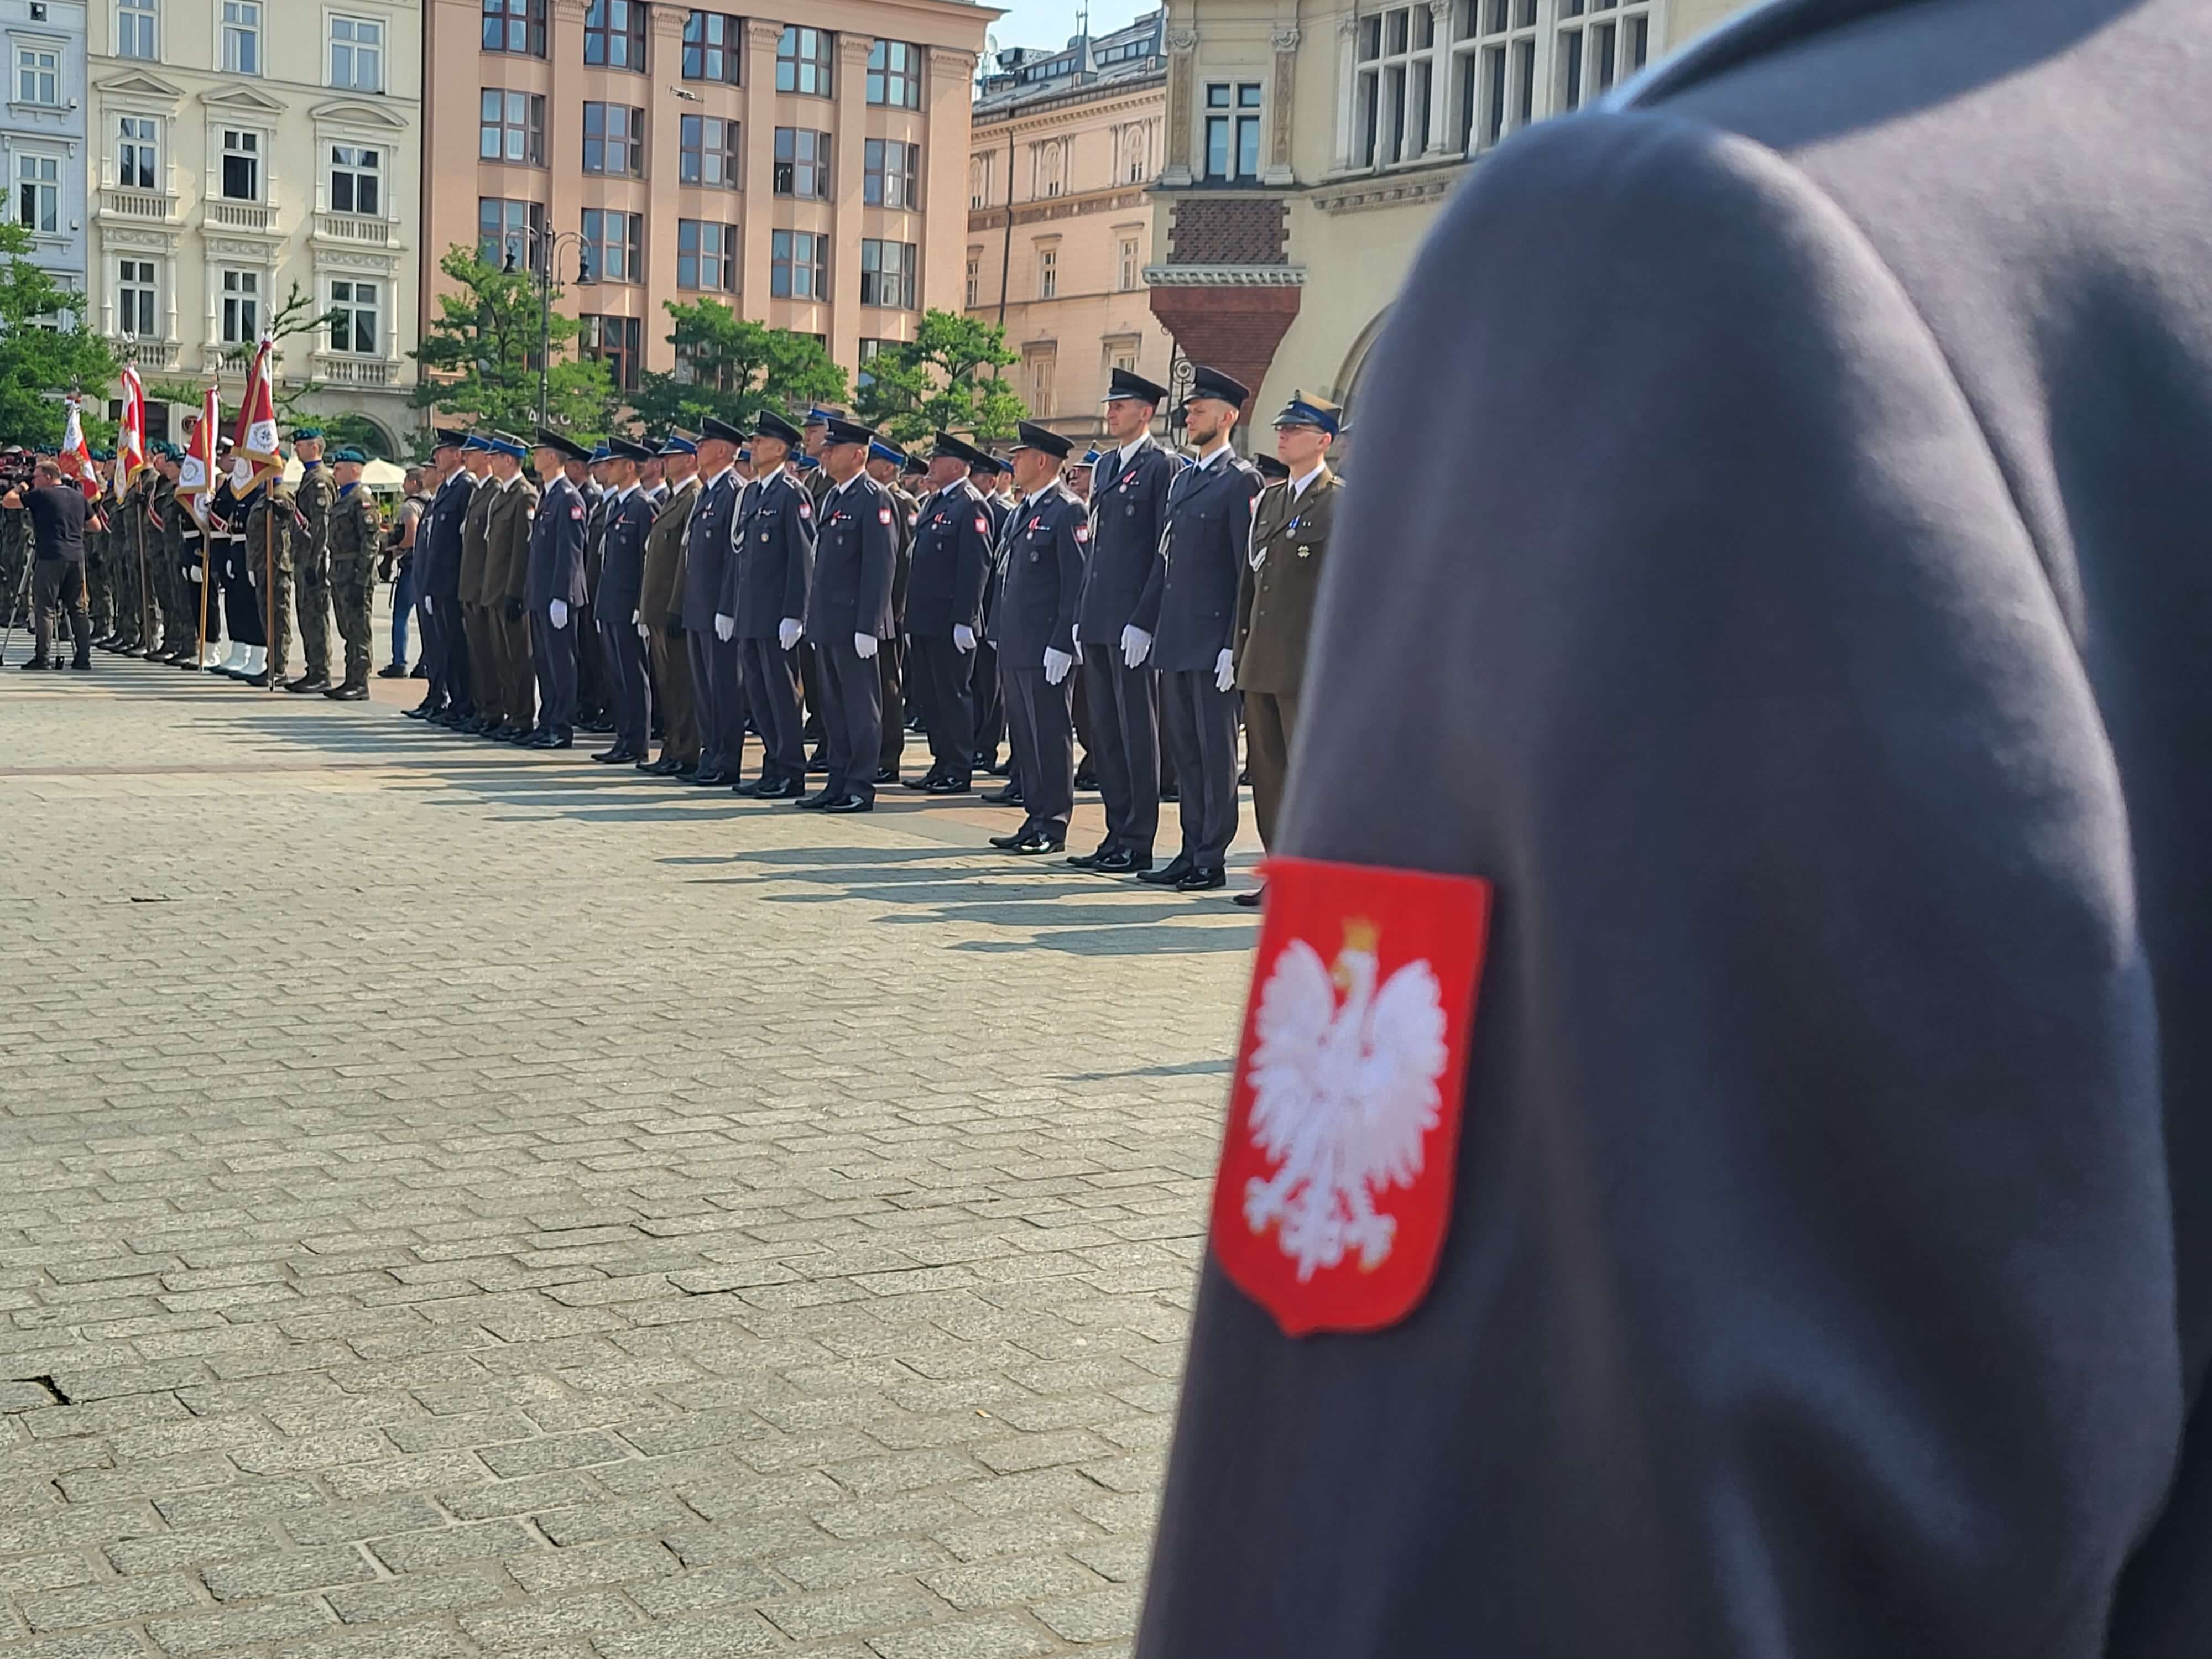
[263,496,275,691]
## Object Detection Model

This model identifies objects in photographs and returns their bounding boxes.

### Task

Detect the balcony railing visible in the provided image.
[100,187,178,223]
[311,354,400,388]
[204,200,274,233]
[114,340,178,369]
[315,213,399,248]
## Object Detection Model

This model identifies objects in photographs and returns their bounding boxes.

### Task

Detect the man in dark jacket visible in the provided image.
[591,437,659,764]
[9,460,90,670]
[901,433,995,794]
[728,411,814,799]
[796,416,898,813]
[524,430,591,747]
[986,423,1088,854]
[409,430,472,723]
[681,416,748,786]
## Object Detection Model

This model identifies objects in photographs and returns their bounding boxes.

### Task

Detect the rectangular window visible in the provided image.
[1118,236,1138,291]
[582,103,645,176]
[482,0,546,56]
[15,154,57,234]
[676,220,737,290]
[330,14,383,91]
[329,145,381,216]
[579,314,642,390]
[775,25,831,96]
[328,278,379,356]
[770,228,825,300]
[583,0,645,69]
[221,129,259,201]
[865,39,921,108]
[964,252,978,309]
[859,239,915,309]
[118,259,156,338]
[480,90,545,164]
[773,127,829,198]
[219,268,260,345]
[863,138,919,210]
[969,155,988,210]
[679,114,739,187]
[581,207,643,283]
[478,195,545,263]
[682,11,740,82]
[857,336,893,390]
[1035,245,1056,300]
[1025,351,1055,418]
[1203,81,1261,181]
[15,46,57,106]
[221,0,259,74]
[117,116,158,190]
[117,0,158,59]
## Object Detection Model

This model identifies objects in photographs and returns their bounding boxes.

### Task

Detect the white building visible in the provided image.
[2,0,90,304]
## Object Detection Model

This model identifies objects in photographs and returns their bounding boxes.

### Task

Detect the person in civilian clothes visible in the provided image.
[481,433,539,742]
[637,432,701,776]
[900,432,995,795]
[456,434,504,735]
[681,416,748,786]
[1131,366,1260,893]
[408,430,472,723]
[592,437,659,764]
[987,423,1088,855]
[864,439,919,786]
[794,416,895,813]
[1071,368,1181,875]
[727,411,813,800]
[969,452,1012,777]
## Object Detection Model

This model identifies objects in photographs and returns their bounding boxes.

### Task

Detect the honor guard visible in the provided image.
[638,433,702,776]
[901,432,996,795]
[591,437,660,764]
[523,430,591,747]
[683,415,749,787]
[238,460,297,689]
[324,446,383,700]
[986,422,1088,855]
[455,434,504,734]
[797,416,898,813]
[727,410,814,799]
[408,430,472,724]
[968,450,1013,776]
[864,437,920,785]
[572,442,611,732]
[480,433,538,740]
[285,427,337,692]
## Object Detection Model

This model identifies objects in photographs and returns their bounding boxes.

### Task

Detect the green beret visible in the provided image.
[293,426,324,441]
[332,446,369,465]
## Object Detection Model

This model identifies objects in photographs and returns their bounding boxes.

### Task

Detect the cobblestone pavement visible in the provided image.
[0,647,1261,1659]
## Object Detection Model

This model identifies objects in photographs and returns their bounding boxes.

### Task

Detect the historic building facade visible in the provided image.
[2,0,89,307]
[87,0,423,448]
[1144,0,1752,426]
[966,11,1174,445]
[422,0,989,409]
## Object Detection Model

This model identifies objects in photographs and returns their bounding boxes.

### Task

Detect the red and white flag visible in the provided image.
[178,384,220,520]
[117,367,148,486]
[59,398,96,500]
[230,337,280,494]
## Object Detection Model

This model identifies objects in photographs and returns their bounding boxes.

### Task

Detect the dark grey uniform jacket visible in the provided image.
[1132,452,1261,673]
[677,471,740,635]
[594,488,656,622]
[803,474,898,643]
[524,476,587,612]
[990,485,1086,665]
[1074,438,1180,644]
[1139,1,2212,1655]
[728,469,816,639]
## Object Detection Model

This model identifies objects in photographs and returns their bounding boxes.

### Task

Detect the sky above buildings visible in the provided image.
[984,0,1152,66]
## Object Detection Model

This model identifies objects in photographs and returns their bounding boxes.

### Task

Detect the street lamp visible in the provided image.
[502,226,595,429]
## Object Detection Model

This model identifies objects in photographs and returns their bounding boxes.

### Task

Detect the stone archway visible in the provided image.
[1333,306,1393,416]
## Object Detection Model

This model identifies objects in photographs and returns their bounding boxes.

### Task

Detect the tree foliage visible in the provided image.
[853,311,1024,446]
[0,222,118,448]
[411,246,617,436]
[628,299,848,435]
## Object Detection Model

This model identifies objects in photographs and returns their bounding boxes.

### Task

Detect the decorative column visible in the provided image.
[1425,0,1454,155]
[1265,25,1299,186]
[832,32,872,370]
[1162,24,1198,187]
[740,19,783,309]
[1333,14,1359,172]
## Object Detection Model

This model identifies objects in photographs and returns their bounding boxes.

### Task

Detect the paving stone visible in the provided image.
[201,1541,382,1600]
[863,1611,1060,1659]
[145,1595,335,1656]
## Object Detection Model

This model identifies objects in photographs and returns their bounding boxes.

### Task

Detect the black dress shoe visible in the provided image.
[1094,848,1155,875]
[1008,827,1065,855]
[285,674,330,693]
[794,788,838,811]
[642,753,682,775]
[526,729,570,749]
[403,702,435,720]
[971,749,995,771]
[1137,858,1196,886]
[68,656,92,672]
[823,794,873,814]
[325,682,369,701]
[1074,764,1099,791]
[987,758,1013,777]
[1232,885,1266,909]
[589,747,632,763]
[411,664,429,679]
[243,671,274,688]
[900,772,942,791]
[981,784,1024,807]
[1160,781,1180,802]
[988,824,1036,850]
[872,765,899,786]
[805,748,830,773]
[690,768,734,787]
[1065,843,1114,870]
[377,664,408,679]
[1175,867,1227,893]
[455,714,486,734]
[754,775,806,800]
[17,657,50,671]
[922,776,971,796]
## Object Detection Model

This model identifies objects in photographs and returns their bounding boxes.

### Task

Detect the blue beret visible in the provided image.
[795,453,820,472]
[1081,448,1102,465]
[737,447,752,463]
[589,441,612,463]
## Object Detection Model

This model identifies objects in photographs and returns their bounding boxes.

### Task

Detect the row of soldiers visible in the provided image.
[31,423,386,697]
[397,365,1340,901]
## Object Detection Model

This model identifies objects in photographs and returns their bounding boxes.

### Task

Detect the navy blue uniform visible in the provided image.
[973,492,1013,766]
[802,473,898,805]
[905,480,995,784]
[679,467,745,780]
[595,487,657,755]
[525,474,588,735]
[421,469,473,717]
[1077,439,1182,858]
[991,484,1088,836]
[728,467,815,790]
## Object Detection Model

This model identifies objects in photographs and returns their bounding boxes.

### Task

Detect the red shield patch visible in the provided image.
[974,516,988,535]
[1211,855,1493,1337]
[797,500,811,519]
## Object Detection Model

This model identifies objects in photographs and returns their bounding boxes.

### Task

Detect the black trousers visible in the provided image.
[32,559,89,663]
[909,633,975,781]
[799,639,825,743]
[1079,650,1160,855]
[1160,669,1240,869]
[530,607,577,734]
[816,634,884,803]
[688,628,747,775]
[220,540,264,646]
[599,613,651,753]
[429,594,470,714]
[973,639,1005,758]
[878,634,906,774]
[1004,665,1074,833]
[742,636,805,783]
[576,600,607,719]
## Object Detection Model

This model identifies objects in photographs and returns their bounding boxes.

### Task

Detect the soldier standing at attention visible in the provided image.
[985,423,1088,855]
[638,434,701,777]
[285,427,337,693]
[728,411,813,800]
[523,431,589,748]
[682,415,748,787]
[864,438,919,787]
[1133,367,1260,894]
[144,447,182,661]
[590,437,659,764]
[796,416,898,814]
[456,435,502,735]
[407,431,470,723]
[571,445,611,732]
[900,434,995,795]
[481,433,538,742]
[240,463,296,690]
[322,447,382,700]
[1071,369,1180,876]
[81,455,112,648]
[1231,394,1343,908]
[969,451,1013,777]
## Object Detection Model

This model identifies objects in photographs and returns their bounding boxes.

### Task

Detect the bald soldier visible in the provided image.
[1139,1,2212,1655]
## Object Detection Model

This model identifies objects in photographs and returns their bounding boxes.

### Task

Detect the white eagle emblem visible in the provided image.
[1243,923,1451,1281]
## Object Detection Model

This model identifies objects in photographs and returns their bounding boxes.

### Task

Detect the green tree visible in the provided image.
[628,299,848,435]
[410,246,616,435]
[0,221,118,447]
[852,311,1024,446]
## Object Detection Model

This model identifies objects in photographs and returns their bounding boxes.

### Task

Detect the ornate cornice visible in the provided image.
[1165,26,1199,51]
[1142,263,1306,286]
[1271,25,1302,50]
[1311,170,1462,214]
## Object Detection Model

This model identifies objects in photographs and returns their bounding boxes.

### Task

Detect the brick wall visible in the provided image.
[1167,198,1289,265]
[1145,285,1303,418]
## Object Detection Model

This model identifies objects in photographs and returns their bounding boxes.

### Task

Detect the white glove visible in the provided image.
[549,599,568,630]
[421,594,432,615]
[714,613,735,643]
[630,608,640,625]
[637,620,650,641]
[186,565,201,583]
[778,617,802,651]
[1120,625,1151,669]
[1215,647,1235,693]
[1073,639,1084,665]
[952,623,975,653]
[1043,646,1073,686]
[854,632,878,660]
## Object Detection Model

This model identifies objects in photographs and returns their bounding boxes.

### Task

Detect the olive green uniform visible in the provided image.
[244,483,298,682]
[84,494,112,639]
[482,476,539,730]
[292,462,337,683]
[327,483,382,690]
[1234,462,1344,850]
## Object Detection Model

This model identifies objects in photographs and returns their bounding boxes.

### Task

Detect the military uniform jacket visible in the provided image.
[1131,451,1261,673]
[905,480,994,637]
[580,481,607,599]
[594,486,656,620]
[727,469,815,640]
[804,473,897,643]
[638,476,697,628]
[677,469,741,634]
[163,487,205,578]
[1076,438,1181,644]
[327,483,380,577]
[989,484,1086,665]
[526,475,589,611]
[295,463,336,572]
[242,485,297,578]
[422,472,471,598]
[886,482,919,631]
[458,476,498,606]
[1234,465,1342,698]
[481,476,537,607]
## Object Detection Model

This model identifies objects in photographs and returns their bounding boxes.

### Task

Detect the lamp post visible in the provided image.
[502,227,595,429]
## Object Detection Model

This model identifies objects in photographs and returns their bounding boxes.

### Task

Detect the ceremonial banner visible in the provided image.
[60,398,96,500]
[178,385,220,519]
[117,367,148,484]
[231,338,280,495]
